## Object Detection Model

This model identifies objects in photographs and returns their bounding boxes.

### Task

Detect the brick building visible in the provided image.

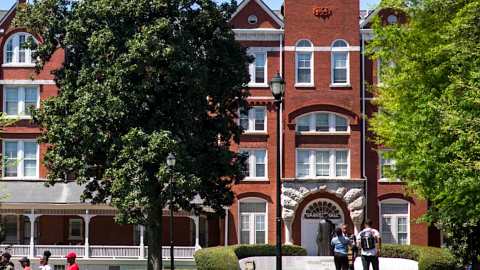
[0,0,441,268]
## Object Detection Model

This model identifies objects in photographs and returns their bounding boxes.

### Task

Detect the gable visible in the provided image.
[230,0,283,29]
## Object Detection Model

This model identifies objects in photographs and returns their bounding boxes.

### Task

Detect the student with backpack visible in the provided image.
[356,219,381,270]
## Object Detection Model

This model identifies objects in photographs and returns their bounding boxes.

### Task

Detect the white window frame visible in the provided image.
[238,198,268,244]
[239,148,268,181]
[3,85,40,119]
[238,106,267,133]
[3,33,37,67]
[295,112,349,133]
[68,219,83,240]
[379,150,396,181]
[379,199,410,245]
[248,52,268,87]
[377,57,383,87]
[2,140,40,179]
[295,149,350,179]
[330,39,350,87]
[295,39,314,87]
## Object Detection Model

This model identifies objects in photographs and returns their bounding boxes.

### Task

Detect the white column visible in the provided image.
[353,223,362,235]
[139,225,145,259]
[28,209,35,258]
[194,216,201,251]
[284,221,293,245]
[82,211,91,259]
[223,207,229,246]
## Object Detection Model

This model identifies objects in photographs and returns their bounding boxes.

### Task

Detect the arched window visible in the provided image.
[331,39,350,86]
[380,199,410,245]
[4,33,37,65]
[295,39,314,86]
[238,198,268,244]
[295,112,349,133]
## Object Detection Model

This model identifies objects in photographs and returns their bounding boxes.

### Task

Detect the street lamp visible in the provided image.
[269,72,285,270]
[166,153,176,270]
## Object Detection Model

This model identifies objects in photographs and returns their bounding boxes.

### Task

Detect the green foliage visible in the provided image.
[367,0,480,262]
[381,244,456,270]
[194,244,307,270]
[194,247,239,270]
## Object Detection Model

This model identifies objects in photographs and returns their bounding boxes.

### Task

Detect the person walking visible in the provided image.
[331,227,353,270]
[65,253,79,270]
[0,252,14,270]
[40,250,52,270]
[342,224,358,270]
[19,257,31,270]
[356,219,381,270]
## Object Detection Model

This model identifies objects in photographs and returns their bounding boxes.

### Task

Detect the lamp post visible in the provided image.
[269,72,286,270]
[166,153,176,270]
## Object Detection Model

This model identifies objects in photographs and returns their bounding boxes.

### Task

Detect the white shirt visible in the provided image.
[41,264,52,270]
[356,228,380,256]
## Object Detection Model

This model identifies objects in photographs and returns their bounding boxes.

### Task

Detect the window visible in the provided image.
[248,15,258,24]
[379,150,396,180]
[377,56,382,86]
[248,52,267,86]
[239,149,267,180]
[23,216,39,244]
[295,113,349,133]
[3,140,38,178]
[295,39,314,86]
[2,215,18,244]
[53,266,65,270]
[380,201,409,245]
[296,149,349,178]
[69,219,83,240]
[239,199,267,244]
[331,40,350,86]
[238,107,267,132]
[4,86,40,118]
[3,33,37,65]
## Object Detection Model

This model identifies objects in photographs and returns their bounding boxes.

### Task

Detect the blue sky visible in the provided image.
[1,0,381,11]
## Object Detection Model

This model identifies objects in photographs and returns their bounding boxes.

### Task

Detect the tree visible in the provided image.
[368,0,480,264]
[14,0,251,269]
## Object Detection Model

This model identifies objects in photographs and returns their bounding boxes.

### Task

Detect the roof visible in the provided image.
[230,0,284,28]
[0,9,10,22]
[272,10,283,20]
[1,181,89,204]
[360,9,380,28]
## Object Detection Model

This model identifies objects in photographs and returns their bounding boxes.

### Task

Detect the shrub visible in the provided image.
[194,244,307,270]
[381,244,456,270]
[194,247,239,270]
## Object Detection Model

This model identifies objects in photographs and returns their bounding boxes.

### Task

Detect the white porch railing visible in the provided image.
[0,245,196,260]
[34,245,86,258]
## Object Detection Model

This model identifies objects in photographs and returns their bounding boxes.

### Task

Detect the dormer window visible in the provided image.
[4,33,37,66]
[296,113,349,133]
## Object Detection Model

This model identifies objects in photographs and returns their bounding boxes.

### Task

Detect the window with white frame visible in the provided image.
[4,86,40,117]
[4,33,37,65]
[239,149,267,179]
[239,199,267,244]
[379,150,396,180]
[377,56,382,86]
[295,39,314,86]
[380,200,409,245]
[248,52,267,86]
[69,219,83,240]
[238,107,266,132]
[331,40,350,86]
[296,113,349,133]
[296,149,349,178]
[3,140,38,178]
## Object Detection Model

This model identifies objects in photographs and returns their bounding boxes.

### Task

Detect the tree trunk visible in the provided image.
[147,209,163,270]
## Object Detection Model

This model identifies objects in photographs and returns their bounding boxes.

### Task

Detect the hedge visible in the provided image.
[194,244,307,270]
[381,244,456,270]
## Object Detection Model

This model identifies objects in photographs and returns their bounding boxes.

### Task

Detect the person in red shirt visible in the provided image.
[19,257,31,270]
[66,253,79,270]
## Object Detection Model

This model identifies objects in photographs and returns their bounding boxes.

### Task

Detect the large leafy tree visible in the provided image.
[14,0,251,269]
[368,0,480,263]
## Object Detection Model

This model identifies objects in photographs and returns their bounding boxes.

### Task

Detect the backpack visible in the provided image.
[360,230,376,250]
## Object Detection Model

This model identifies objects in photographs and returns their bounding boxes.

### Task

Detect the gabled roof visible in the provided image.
[360,9,379,28]
[230,0,284,29]
[0,4,16,28]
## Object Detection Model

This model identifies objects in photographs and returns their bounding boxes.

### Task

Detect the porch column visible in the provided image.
[284,220,293,245]
[81,210,92,259]
[139,225,145,259]
[193,216,201,251]
[26,209,37,258]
